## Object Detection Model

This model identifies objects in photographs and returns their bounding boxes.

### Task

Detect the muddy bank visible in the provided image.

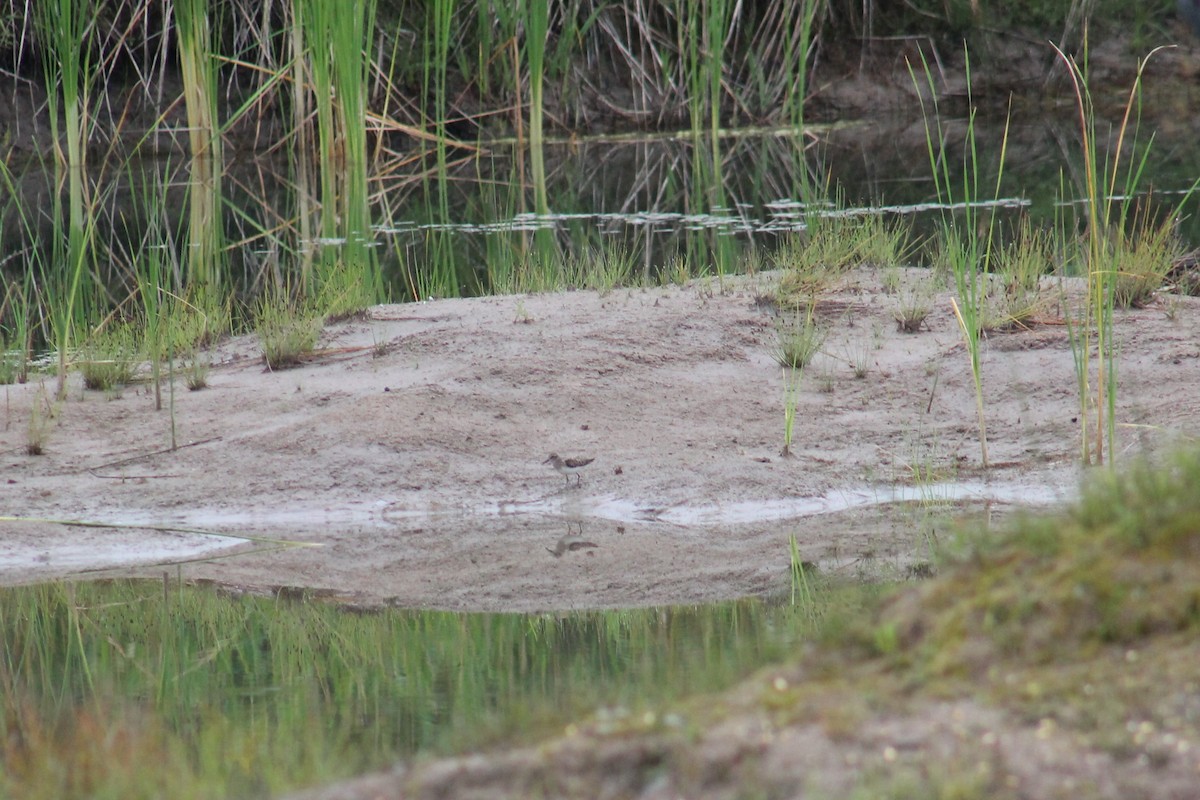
[3,269,1198,609]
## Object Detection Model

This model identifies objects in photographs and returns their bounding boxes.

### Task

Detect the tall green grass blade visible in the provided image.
[34,0,98,399]
[1050,36,1186,465]
[908,45,1011,469]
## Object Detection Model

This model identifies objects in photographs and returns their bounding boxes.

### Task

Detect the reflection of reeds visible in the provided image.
[1,578,818,795]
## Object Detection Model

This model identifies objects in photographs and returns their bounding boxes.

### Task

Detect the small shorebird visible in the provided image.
[544,453,595,485]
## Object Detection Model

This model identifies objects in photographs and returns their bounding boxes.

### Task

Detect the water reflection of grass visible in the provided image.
[0,584,821,799]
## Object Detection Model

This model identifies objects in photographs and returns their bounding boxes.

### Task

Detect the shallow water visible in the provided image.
[0,473,1072,582]
[5,115,1198,314]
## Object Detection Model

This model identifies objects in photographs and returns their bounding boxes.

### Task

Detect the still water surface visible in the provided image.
[6,114,1198,307]
[0,578,841,794]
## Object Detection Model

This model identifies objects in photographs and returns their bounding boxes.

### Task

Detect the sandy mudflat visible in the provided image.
[3,269,1198,609]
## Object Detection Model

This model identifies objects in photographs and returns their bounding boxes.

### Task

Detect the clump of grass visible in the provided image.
[891,270,937,333]
[184,351,210,390]
[315,259,376,321]
[773,307,825,370]
[79,323,140,392]
[0,336,18,385]
[659,254,695,287]
[776,212,910,307]
[881,265,903,294]
[741,245,768,277]
[1109,214,1183,309]
[992,218,1054,327]
[26,383,57,455]
[847,342,870,378]
[159,292,223,356]
[849,212,912,268]
[775,305,825,458]
[815,362,836,393]
[1,277,32,384]
[255,293,323,370]
[489,248,558,296]
[568,242,636,294]
[929,231,1029,333]
[487,241,639,297]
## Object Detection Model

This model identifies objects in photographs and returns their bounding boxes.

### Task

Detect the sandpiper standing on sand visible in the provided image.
[544,453,595,485]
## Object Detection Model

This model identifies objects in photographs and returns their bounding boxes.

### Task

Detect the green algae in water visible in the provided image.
[0,580,818,799]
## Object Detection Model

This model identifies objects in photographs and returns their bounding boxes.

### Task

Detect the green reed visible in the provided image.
[296,0,380,313]
[467,151,526,295]
[475,1,517,101]
[781,366,801,457]
[704,0,731,141]
[0,282,30,385]
[34,0,97,399]
[521,0,560,269]
[289,2,316,285]
[683,0,704,136]
[301,0,339,275]
[175,0,227,334]
[175,0,220,164]
[0,580,815,799]
[119,160,219,407]
[387,1,830,134]
[332,0,378,299]
[418,0,461,299]
[0,187,33,384]
[525,0,550,217]
[1051,38,1193,465]
[692,134,738,280]
[788,532,821,618]
[909,47,1010,469]
[130,174,170,410]
[784,0,822,129]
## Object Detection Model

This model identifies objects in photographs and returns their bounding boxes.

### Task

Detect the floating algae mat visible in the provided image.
[0,579,836,799]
